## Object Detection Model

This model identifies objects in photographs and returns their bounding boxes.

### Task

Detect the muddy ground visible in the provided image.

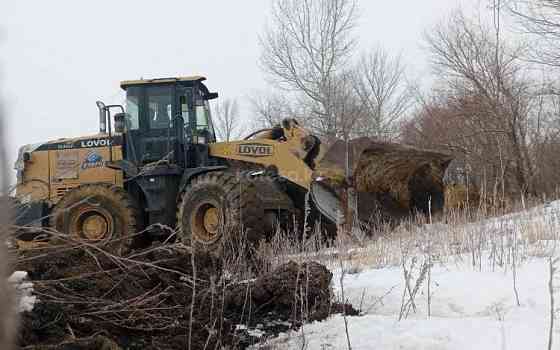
[11,242,354,349]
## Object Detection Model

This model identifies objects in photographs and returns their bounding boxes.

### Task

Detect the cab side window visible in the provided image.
[194,92,216,143]
[178,88,193,141]
[125,87,141,130]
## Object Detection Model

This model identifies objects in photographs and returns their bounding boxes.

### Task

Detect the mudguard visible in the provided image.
[177,166,228,199]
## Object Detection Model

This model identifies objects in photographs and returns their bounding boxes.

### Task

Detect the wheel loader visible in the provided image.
[12,76,452,254]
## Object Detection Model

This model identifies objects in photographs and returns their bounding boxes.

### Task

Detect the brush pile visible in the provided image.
[13,242,334,349]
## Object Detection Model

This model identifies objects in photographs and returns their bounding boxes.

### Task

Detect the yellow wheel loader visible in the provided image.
[12,76,451,253]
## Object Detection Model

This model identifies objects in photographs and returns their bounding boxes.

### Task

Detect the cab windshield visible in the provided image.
[147,86,173,129]
[123,83,216,142]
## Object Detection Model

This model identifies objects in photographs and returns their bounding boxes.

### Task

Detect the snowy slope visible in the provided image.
[258,201,560,349]
[263,260,550,350]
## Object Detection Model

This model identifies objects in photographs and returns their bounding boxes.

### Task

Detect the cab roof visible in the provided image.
[120,76,207,89]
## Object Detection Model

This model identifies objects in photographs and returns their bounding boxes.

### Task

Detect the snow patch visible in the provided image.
[248,328,266,338]
[8,270,28,284]
[259,259,553,350]
[9,271,36,312]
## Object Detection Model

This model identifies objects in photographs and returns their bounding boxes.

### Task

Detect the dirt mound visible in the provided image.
[15,243,226,349]
[226,261,332,322]
[225,261,332,348]
[13,244,334,349]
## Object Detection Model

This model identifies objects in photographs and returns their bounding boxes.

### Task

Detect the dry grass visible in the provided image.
[11,195,559,282]
[244,197,560,279]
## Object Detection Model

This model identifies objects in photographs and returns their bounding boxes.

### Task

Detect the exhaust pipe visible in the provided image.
[96,101,107,133]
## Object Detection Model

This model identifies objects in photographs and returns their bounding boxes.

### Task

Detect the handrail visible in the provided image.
[243,128,274,140]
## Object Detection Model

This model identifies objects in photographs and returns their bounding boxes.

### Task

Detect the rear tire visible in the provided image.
[176,171,265,255]
[49,183,139,255]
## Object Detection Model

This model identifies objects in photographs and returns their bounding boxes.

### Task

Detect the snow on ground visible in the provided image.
[262,259,553,350]
[9,270,36,312]
[257,201,560,349]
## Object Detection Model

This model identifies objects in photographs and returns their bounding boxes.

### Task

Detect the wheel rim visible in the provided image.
[203,207,220,234]
[71,206,114,241]
[191,202,222,244]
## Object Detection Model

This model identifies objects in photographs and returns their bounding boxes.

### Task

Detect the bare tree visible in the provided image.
[527,86,560,194]
[329,70,365,141]
[213,98,241,142]
[509,0,560,68]
[248,91,299,129]
[0,102,16,349]
[352,47,414,140]
[259,0,359,139]
[422,9,536,195]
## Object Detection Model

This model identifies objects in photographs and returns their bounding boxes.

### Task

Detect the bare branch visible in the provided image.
[417,8,536,195]
[509,0,560,67]
[248,91,298,129]
[259,0,359,138]
[213,98,241,142]
[352,47,414,140]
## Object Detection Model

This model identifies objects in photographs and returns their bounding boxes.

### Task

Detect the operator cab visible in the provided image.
[118,76,218,167]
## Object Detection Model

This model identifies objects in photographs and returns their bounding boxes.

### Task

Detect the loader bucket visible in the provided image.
[311,137,452,225]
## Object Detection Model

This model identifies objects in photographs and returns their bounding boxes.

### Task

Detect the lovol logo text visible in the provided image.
[238,144,273,157]
[80,138,112,148]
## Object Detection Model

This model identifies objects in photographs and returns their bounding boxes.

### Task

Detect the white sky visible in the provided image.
[1,0,476,180]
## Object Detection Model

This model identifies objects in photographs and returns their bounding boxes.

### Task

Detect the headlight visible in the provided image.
[14,157,24,171]
[14,145,29,171]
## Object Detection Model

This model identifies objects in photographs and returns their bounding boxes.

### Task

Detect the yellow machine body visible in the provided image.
[15,134,123,205]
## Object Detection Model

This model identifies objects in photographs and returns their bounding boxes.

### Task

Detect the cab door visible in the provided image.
[173,85,193,168]
[137,84,177,165]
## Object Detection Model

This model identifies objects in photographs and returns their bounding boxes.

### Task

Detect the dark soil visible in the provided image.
[225,261,333,349]
[13,243,335,349]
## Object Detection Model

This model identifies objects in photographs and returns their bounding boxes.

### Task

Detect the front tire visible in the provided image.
[177,171,265,255]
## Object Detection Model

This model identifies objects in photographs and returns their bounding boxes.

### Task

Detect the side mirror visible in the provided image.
[114,113,129,133]
[205,92,219,100]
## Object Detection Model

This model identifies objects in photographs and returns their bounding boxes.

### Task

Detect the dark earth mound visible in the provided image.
[13,243,336,349]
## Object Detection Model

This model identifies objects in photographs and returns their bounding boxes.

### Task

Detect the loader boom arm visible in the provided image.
[208,140,314,189]
[210,118,452,224]
[208,118,316,189]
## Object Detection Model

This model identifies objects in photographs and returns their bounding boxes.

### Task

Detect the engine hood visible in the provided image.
[14,133,115,171]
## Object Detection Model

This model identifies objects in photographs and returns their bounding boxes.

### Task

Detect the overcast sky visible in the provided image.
[1,0,475,180]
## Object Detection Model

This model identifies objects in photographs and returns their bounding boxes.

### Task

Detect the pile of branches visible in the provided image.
[12,240,334,349]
